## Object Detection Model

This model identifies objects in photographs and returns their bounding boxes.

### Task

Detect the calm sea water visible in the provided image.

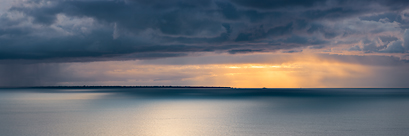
[0,88,409,136]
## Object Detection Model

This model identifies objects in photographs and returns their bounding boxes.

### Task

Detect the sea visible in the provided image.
[0,88,408,136]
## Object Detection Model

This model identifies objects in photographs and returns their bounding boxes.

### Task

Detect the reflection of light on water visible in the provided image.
[135,100,238,136]
[140,101,215,135]
[74,98,257,136]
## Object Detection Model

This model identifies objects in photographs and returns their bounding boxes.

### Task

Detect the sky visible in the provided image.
[0,0,409,88]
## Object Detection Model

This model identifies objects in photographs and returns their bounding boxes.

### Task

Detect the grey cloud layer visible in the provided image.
[1,0,409,61]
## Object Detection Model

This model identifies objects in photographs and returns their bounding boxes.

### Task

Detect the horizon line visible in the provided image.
[0,86,409,89]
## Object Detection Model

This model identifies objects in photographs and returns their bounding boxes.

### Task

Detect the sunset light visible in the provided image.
[1,0,409,135]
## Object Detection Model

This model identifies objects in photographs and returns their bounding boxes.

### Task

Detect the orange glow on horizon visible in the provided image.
[202,61,368,88]
[62,53,371,88]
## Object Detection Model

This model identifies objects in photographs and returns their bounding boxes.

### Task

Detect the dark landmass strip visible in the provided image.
[0,86,231,89]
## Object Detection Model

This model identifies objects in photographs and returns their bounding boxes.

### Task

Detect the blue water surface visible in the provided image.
[0,88,408,136]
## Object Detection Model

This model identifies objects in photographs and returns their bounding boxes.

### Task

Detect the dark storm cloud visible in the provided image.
[0,0,409,62]
[379,41,405,53]
[348,45,362,51]
[230,0,327,9]
[379,36,399,43]
[228,49,265,54]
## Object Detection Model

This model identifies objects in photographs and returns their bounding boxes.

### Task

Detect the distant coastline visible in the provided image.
[0,86,231,89]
